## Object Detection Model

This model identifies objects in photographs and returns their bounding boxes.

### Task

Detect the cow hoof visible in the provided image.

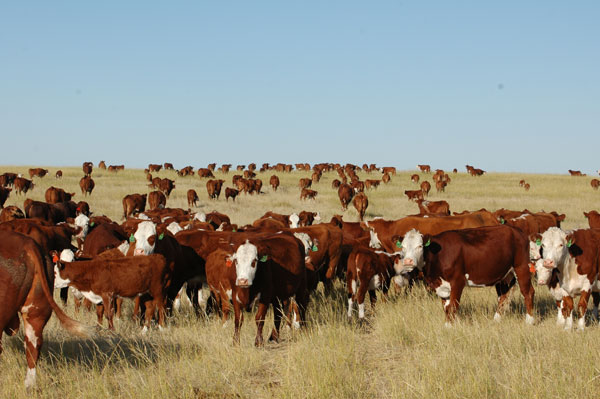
[525,314,534,325]
[141,326,149,334]
[444,322,452,328]
[493,312,501,322]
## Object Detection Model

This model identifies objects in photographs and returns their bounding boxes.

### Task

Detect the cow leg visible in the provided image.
[368,290,377,310]
[143,298,156,333]
[576,290,591,331]
[493,277,515,322]
[115,297,123,319]
[556,300,565,325]
[562,295,574,330]
[21,303,51,389]
[254,302,269,347]
[269,302,283,343]
[155,297,166,330]
[220,292,230,326]
[84,298,92,311]
[95,304,104,326]
[232,295,243,345]
[514,266,535,324]
[592,292,600,321]
[102,295,115,330]
[356,280,369,319]
[73,296,82,313]
[444,281,465,326]
[59,287,68,306]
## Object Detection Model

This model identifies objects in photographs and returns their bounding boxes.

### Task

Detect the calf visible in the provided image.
[404,189,424,202]
[399,226,535,326]
[187,189,199,207]
[300,188,318,200]
[352,192,368,221]
[382,173,391,184]
[148,190,167,210]
[53,250,170,331]
[269,175,280,191]
[225,187,239,202]
[122,193,147,219]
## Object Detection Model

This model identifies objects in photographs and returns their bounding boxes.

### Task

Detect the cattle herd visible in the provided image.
[1,161,600,388]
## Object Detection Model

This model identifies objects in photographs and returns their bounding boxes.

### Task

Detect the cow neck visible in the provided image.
[61,261,96,290]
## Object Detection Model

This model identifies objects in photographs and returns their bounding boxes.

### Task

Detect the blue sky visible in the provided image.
[1,2,598,173]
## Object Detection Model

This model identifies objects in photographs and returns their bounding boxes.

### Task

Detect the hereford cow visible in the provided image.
[591,179,600,190]
[148,191,167,210]
[299,178,312,189]
[206,179,225,199]
[164,162,174,170]
[0,172,17,187]
[411,174,420,183]
[23,200,77,224]
[338,184,354,211]
[300,188,318,200]
[420,181,431,196]
[352,192,368,221]
[45,187,75,204]
[399,226,535,326]
[98,161,106,169]
[382,173,391,184]
[225,187,239,202]
[416,199,450,216]
[417,164,431,173]
[79,176,95,196]
[568,169,584,176]
[107,165,124,172]
[13,177,34,194]
[148,163,162,173]
[28,168,49,178]
[435,180,447,193]
[82,162,93,177]
[158,178,175,197]
[270,175,280,191]
[197,168,215,178]
[584,211,600,228]
[0,231,93,388]
[404,189,424,202]
[122,193,147,219]
[187,189,199,207]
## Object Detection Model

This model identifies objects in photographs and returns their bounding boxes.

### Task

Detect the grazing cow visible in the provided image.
[107,165,125,172]
[82,162,93,177]
[584,211,600,228]
[177,166,194,176]
[533,228,600,330]
[55,170,63,179]
[417,164,431,173]
[346,246,403,319]
[399,226,535,325]
[28,168,49,178]
[79,176,95,196]
[352,192,368,221]
[365,179,380,190]
[381,167,396,176]
[98,161,107,169]
[299,178,312,189]
[164,162,174,170]
[23,200,77,224]
[382,173,391,184]
[53,250,170,331]
[591,179,600,190]
[148,163,162,173]
[568,169,585,176]
[0,187,11,208]
[524,183,530,191]
[122,193,147,219]
[404,189,424,202]
[519,179,526,187]
[207,163,217,171]
[197,168,214,178]
[225,187,239,202]
[0,205,24,222]
[270,175,280,191]
[206,179,225,199]
[420,181,431,196]
[13,177,34,194]
[416,199,450,216]
[300,188,318,200]
[219,164,231,173]
[338,184,354,211]
[45,187,75,204]
[435,180,447,193]
[331,179,341,189]
[0,231,92,388]
[148,191,167,210]
[187,189,199,207]
[411,174,420,183]
[158,178,176,197]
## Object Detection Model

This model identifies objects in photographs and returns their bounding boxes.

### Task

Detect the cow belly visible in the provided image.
[561,272,592,296]
[80,290,103,304]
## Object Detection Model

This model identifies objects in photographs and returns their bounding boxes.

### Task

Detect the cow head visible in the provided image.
[74,214,90,240]
[289,213,300,228]
[229,240,261,287]
[538,227,569,272]
[132,221,157,256]
[52,249,75,289]
[529,233,543,262]
[398,229,428,274]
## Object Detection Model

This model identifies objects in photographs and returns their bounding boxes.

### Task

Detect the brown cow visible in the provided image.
[420,181,431,196]
[206,179,225,199]
[365,179,380,190]
[55,170,63,179]
[0,172,17,187]
[338,184,354,211]
[591,179,600,190]
[300,188,318,200]
[0,187,10,208]
[404,189,424,202]
[122,193,147,219]
[177,166,194,176]
[243,170,256,179]
[416,199,450,216]
[398,226,535,325]
[45,186,75,204]
[568,169,585,176]
[225,187,239,202]
[382,173,391,184]
[584,211,600,228]
[435,180,447,193]
[79,176,95,196]
[381,167,396,176]
[417,164,431,173]
[148,163,162,173]
[197,168,215,178]
[82,162,93,177]
[299,178,312,189]
[524,183,530,191]
[107,165,124,172]
[13,177,34,194]
[158,178,176,197]
[270,175,280,191]
[98,161,107,169]
[0,205,24,222]
[187,189,199,207]
[28,168,49,178]
[519,179,526,187]
[219,164,231,173]
[411,174,420,183]
[352,192,368,221]
[23,199,77,224]
[331,179,342,189]
[164,162,174,170]
[0,231,92,388]
[148,191,167,210]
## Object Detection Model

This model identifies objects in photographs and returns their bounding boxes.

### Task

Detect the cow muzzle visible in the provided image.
[236,278,251,287]
[543,259,554,269]
[134,248,146,256]
[403,258,414,267]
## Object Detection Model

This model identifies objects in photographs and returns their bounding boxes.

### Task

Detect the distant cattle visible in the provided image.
[177,166,194,177]
[270,175,280,191]
[82,162,93,177]
[148,191,167,210]
[416,199,450,216]
[107,165,124,172]
[435,180,447,193]
[197,168,214,178]
[524,183,530,191]
[206,179,225,199]
[148,163,162,172]
[158,178,176,197]
[568,169,585,176]
[98,161,107,169]
[187,189,199,207]
[122,193,147,219]
[45,186,75,204]
[404,189,424,202]
[331,179,342,189]
[382,173,391,184]
[420,181,431,196]
[300,188,318,200]
[591,179,600,190]
[381,167,396,176]
[417,164,431,173]
[219,164,231,173]
[519,179,526,187]
[338,184,354,211]
[164,162,174,170]
[299,178,312,189]
[79,176,95,196]
[13,177,34,194]
[365,180,380,190]
[352,192,368,221]
[55,170,63,179]
[411,174,420,183]
[28,168,49,178]
[225,188,239,202]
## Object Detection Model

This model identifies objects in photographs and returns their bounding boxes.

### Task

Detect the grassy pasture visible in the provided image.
[1,165,600,398]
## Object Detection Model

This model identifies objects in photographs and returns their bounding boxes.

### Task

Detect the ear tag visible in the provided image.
[129,234,136,243]
[312,245,318,252]
[529,263,536,273]
[158,233,165,240]
[536,239,541,246]
[90,222,95,227]
[259,255,268,262]
[396,241,402,248]
[233,229,236,232]
[226,259,233,267]
[52,254,59,263]
[567,239,573,248]
[500,218,505,224]
[424,239,431,247]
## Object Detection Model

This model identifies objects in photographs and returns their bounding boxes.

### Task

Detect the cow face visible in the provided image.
[293,232,317,266]
[368,229,382,249]
[529,233,543,262]
[539,227,569,270]
[133,221,157,256]
[399,229,426,273]
[230,240,259,287]
[289,213,300,228]
[534,259,552,286]
[53,249,75,289]
[74,214,90,240]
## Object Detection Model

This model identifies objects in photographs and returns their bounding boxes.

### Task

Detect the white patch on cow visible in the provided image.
[141,326,149,334]
[60,249,75,262]
[564,313,573,330]
[400,229,425,273]
[293,232,313,256]
[444,299,450,310]
[74,214,90,239]
[173,297,181,311]
[133,221,157,255]
[21,304,34,313]
[493,312,501,322]
[166,221,183,235]
[347,298,353,317]
[466,273,486,288]
[540,227,569,270]
[226,289,232,300]
[70,287,83,300]
[368,275,381,290]
[358,303,365,319]
[24,322,38,348]
[525,314,534,325]
[291,310,300,329]
[556,301,566,325]
[289,213,299,228]
[577,316,585,331]
[393,275,408,287]
[194,212,206,222]
[233,241,259,286]
[216,223,225,231]
[137,213,151,220]
[24,367,36,389]
[118,241,130,255]
[368,229,382,249]
[435,279,451,299]
[314,212,321,222]
[351,279,357,295]
[236,292,243,304]
[80,290,103,305]
[54,266,71,289]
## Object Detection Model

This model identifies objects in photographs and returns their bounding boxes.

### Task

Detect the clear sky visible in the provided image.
[1,2,598,173]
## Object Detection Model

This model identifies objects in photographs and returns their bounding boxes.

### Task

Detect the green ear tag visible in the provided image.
[158,233,165,240]
[312,245,318,252]
[90,222,95,227]
[567,239,573,248]
[233,229,236,232]
[424,239,431,247]
[259,255,268,262]
[536,239,541,246]
[396,240,402,248]
[500,218,505,224]
[129,234,135,243]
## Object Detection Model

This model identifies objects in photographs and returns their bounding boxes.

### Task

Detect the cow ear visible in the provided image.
[50,250,58,263]
[584,212,589,218]
[391,235,404,249]
[565,234,575,248]
[529,233,542,246]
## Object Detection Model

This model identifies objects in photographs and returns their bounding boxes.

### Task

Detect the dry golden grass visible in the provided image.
[1,164,600,398]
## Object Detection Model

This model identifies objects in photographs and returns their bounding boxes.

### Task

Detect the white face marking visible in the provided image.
[540,227,568,269]
[369,229,382,249]
[529,240,541,261]
[233,241,259,287]
[314,212,321,222]
[24,367,36,389]
[289,213,300,228]
[194,212,206,222]
[54,265,71,289]
[74,214,90,239]
[133,221,157,256]
[166,221,183,235]
[400,229,425,272]
[435,278,451,299]
[535,259,552,286]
